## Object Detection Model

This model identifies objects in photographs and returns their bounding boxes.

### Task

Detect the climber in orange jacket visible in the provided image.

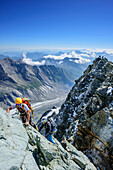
[7,97,38,130]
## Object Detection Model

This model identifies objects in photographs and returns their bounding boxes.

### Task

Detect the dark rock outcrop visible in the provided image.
[55,57,113,169]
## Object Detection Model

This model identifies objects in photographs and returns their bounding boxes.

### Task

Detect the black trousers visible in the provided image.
[21,115,37,130]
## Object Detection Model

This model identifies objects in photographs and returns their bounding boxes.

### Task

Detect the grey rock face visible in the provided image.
[0,108,30,170]
[0,108,96,170]
[55,57,113,169]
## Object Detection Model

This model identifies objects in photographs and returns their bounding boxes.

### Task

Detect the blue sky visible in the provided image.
[0,0,113,50]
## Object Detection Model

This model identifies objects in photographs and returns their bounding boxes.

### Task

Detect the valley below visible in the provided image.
[32,95,67,123]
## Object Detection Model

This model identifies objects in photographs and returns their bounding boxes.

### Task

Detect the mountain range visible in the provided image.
[1,48,113,79]
[0,56,113,169]
[0,49,96,110]
[21,51,92,79]
[0,58,74,109]
[1,48,113,76]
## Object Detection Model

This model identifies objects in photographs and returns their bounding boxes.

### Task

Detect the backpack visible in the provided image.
[22,97,31,109]
[19,97,34,118]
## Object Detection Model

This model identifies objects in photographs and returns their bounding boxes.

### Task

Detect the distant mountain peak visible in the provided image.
[3,57,14,62]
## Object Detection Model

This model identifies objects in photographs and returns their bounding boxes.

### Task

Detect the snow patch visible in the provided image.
[107,86,113,95]
[58,61,63,64]
[73,111,76,117]
[73,121,79,134]
[46,107,60,118]
[78,93,84,99]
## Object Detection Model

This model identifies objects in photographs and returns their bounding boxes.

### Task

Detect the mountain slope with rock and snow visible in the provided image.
[55,56,113,170]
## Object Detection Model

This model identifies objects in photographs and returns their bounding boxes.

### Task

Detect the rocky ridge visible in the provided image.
[55,57,113,169]
[0,108,96,170]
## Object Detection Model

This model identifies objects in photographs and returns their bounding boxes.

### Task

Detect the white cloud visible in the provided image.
[81,48,113,55]
[69,57,90,64]
[89,52,96,58]
[44,53,69,60]
[81,48,105,54]
[44,51,91,64]
[104,49,113,54]
[58,61,63,64]
[22,48,113,66]
[74,58,91,64]
[22,53,45,66]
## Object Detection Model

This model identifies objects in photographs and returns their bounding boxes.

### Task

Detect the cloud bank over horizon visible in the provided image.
[21,48,113,66]
[22,53,45,66]
[81,48,113,55]
[44,51,91,64]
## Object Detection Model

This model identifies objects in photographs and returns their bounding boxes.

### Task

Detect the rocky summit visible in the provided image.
[0,108,96,170]
[55,56,113,169]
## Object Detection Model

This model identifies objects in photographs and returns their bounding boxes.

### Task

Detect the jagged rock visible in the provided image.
[61,138,96,170]
[0,108,96,170]
[55,57,113,169]
[96,86,108,97]
[56,57,112,140]
[74,108,113,169]
[92,57,108,69]
[102,62,113,74]
[84,65,93,75]
[21,152,39,170]
[0,108,38,170]
[26,125,96,170]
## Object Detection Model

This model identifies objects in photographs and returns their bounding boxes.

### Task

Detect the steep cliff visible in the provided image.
[0,108,96,170]
[55,57,113,169]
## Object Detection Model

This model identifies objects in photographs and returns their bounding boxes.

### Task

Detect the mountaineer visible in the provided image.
[39,117,55,144]
[7,97,38,130]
